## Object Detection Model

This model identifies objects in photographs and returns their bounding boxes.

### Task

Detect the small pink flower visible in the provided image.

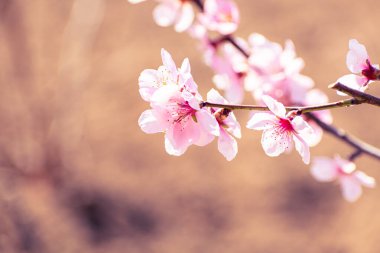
[311,156,375,202]
[211,41,249,103]
[129,0,194,32]
[337,39,380,95]
[246,95,315,164]
[206,89,241,161]
[138,49,219,156]
[245,33,313,105]
[138,48,193,102]
[189,24,248,103]
[199,0,239,35]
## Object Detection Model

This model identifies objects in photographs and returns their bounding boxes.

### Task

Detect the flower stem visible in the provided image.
[200,98,362,114]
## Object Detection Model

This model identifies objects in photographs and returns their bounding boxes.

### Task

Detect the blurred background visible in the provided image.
[0,0,379,252]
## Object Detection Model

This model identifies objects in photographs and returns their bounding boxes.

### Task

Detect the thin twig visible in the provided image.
[329,82,380,107]
[201,98,362,114]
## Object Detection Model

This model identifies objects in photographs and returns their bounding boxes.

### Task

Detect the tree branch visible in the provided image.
[329,82,380,107]
[200,98,362,114]
[305,113,380,161]
[191,0,380,162]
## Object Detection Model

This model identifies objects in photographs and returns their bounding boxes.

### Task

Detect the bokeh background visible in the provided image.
[0,0,380,252]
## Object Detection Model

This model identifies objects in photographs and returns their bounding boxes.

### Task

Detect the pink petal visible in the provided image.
[196,109,220,136]
[207,88,227,104]
[310,157,338,182]
[306,122,323,147]
[291,116,315,146]
[161,48,178,80]
[246,112,276,130]
[180,57,191,75]
[180,89,200,110]
[347,39,368,74]
[174,2,194,32]
[194,129,215,146]
[293,134,310,164]
[262,95,286,118]
[165,119,200,156]
[138,109,167,134]
[354,171,376,188]
[138,69,159,101]
[248,33,267,47]
[340,176,363,202]
[153,2,178,27]
[224,113,241,138]
[182,77,199,94]
[335,155,356,174]
[218,128,238,161]
[225,80,244,104]
[217,23,238,35]
[261,129,291,157]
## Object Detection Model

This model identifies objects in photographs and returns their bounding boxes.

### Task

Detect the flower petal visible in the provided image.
[165,119,200,156]
[354,171,376,188]
[293,134,310,164]
[174,2,194,32]
[207,88,227,104]
[180,57,191,75]
[218,128,238,161]
[153,2,178,27]
[161,48,178,80]
[340,176,363,202]
[138,69,159,101]
[138,109,167,134]
[196,109,220,136]
[194,129,215,146]
[261,128,291,157]
[246,112,276,130]
[224,113,241,138]
[291,116,315,146]
[310,157,338,182]
[347,39,368,73]
[262,95,286,118]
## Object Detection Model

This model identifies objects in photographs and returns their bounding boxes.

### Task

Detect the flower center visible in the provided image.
[167,100,196,124]
[361,59,378,81]
[277,118,294,133]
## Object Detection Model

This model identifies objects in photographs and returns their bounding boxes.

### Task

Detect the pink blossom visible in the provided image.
[211,41,249,103]
[138,48,193,102]
[199,0,239,35]
[208,40,249,103]
[138,49,219,156]
[189,23,248,103]
[246,95,315,164]
[311,156,375,202]
[206,89,241,161]
[337,39,380,95]
[129,0,194,32]
[245,34,313,105]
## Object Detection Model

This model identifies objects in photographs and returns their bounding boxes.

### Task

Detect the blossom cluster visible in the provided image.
[131,0,378,202]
